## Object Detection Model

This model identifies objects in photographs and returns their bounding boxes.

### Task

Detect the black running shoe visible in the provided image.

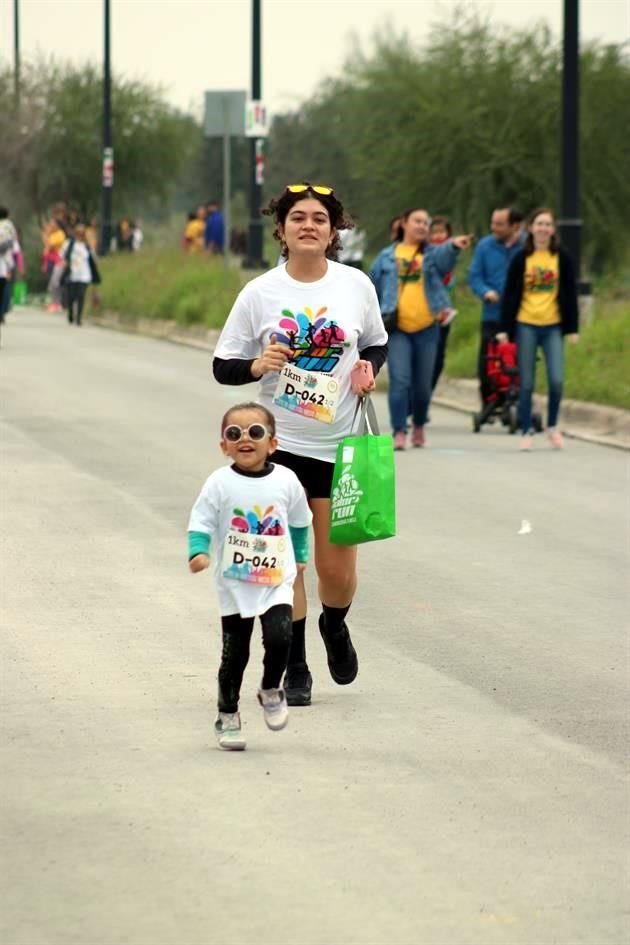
[284,662,313,706]
[318,613,358,685]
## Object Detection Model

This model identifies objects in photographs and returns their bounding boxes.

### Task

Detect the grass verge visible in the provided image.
[89,249,630,410]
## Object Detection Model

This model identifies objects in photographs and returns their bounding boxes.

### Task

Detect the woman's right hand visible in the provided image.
[251,334,291,378]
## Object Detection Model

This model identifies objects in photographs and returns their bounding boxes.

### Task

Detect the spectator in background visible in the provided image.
[0,207,19,327]
[468,206,524,406]
[61,223,101,326]
[131,220,144,251]
[429,215,458,390]
[389,215,402,243]
[43,216,68,313]
[86,217,100,255]
[338,221,366,271]
[184,206,206,253]
[499,207,579,451]
[116,217,134,252]
[205,200,225,254]
[369,208,470,450]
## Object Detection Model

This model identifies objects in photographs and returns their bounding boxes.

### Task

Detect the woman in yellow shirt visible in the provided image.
[500,208,579,450]
[369,209,470,449]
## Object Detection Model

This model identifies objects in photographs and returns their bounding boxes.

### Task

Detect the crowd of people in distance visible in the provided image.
[41,202,143,320]
[182,201,226,254]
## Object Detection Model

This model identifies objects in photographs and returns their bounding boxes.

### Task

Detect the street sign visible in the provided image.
[245,100,268,138]
[203,90,246,137]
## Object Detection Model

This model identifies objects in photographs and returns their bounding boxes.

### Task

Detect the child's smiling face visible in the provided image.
[220,407,277,472]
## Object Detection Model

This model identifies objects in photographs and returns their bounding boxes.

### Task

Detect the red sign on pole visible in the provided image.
[255,140,264,185]
[103,147,114,187]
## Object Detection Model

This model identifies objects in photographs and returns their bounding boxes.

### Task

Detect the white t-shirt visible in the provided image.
[214,260,387,462]
[63,240,92,283]
[188,463,312,618]
[338,228,367,263]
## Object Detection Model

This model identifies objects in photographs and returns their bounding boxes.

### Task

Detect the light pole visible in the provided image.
[243,0,265,268]
[559,0,580,274]
[13,0,20,108]
[100,0,113,256]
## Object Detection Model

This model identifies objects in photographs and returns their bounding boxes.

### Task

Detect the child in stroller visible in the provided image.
[472,337,543,434]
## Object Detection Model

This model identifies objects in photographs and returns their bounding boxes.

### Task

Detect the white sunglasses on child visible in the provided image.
[222,423,272,443]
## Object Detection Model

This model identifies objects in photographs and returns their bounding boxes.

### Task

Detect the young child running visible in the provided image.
[188,402,312,751]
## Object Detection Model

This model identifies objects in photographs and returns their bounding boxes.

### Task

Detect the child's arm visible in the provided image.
[287,476,313,569]
[188,479,219,573]
[289,526,309,566]
[188,531,212,572]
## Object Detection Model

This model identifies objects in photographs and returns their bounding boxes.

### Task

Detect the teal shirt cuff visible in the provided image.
[289,525,309,563]
[188,531,211,560]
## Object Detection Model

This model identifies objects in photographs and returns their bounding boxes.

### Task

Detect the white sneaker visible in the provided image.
[257,687,289,731]
[214,711,246,751]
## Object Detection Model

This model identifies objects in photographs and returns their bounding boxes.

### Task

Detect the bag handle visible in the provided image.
[350,395,380,436]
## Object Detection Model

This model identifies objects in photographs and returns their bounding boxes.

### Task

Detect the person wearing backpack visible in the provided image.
[62,223,101,325]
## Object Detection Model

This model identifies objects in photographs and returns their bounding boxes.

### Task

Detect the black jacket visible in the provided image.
[500,246,578,338]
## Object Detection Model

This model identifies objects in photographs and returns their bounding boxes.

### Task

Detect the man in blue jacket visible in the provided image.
[468,206,524,404]
[204,200,225,254]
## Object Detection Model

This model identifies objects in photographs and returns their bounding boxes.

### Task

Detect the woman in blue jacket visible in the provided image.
[369,209,470,448]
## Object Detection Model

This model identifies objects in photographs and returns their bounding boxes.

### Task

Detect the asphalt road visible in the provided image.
[1,310,629,945]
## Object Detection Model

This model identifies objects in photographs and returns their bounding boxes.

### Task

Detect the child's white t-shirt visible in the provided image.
[188,463,312,618]
[214,261,387,463]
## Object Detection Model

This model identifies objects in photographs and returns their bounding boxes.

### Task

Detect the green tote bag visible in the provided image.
[329,396,396,545]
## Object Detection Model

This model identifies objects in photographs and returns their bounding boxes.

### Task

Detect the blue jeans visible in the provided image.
[517,323,564,432]
[387,322,439,432]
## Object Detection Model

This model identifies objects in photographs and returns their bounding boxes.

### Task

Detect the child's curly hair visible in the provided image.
[262,183,353,260]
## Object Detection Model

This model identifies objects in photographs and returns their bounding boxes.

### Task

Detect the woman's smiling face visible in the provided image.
[279,198,334,257]
[402,210,430,245]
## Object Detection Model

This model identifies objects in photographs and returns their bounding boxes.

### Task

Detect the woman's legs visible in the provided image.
[539,326,564,427]
[311,499,358,607]
[517,323,538,433]
[311,498,359,684]
[409,322,439,427]
[386,330,413,433]
[217,614,254,713]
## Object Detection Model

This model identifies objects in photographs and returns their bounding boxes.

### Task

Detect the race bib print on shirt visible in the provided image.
[272,306,348,423]
[221,504,287,585]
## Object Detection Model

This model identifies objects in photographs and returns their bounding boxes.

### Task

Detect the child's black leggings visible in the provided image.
[218,603,292,714]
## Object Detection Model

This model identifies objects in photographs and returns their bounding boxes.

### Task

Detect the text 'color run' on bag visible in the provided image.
[329,396,396,546]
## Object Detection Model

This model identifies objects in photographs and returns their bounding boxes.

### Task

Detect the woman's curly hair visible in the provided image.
[262,184,353,260]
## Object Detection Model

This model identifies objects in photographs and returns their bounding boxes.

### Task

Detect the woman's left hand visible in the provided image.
[452,234,473,250]
[350,359,375,395]
[567,333,580,345]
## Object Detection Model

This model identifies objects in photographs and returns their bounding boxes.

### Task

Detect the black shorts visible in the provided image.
[272,449,334,499]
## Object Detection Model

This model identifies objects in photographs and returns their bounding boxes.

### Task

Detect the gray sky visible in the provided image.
[1,0,629,116]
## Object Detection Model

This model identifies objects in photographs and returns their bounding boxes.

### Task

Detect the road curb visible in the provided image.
[89,310,630,451]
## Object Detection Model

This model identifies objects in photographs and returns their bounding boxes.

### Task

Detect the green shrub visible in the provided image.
[92,249,245,327]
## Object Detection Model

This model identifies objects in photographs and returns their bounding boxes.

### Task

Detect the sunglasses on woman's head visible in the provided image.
[286,184,334,196]
[222,423,271,443]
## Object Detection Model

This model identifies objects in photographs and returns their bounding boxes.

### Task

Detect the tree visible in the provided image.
[265,11,630,271]
[0,60,197,223]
